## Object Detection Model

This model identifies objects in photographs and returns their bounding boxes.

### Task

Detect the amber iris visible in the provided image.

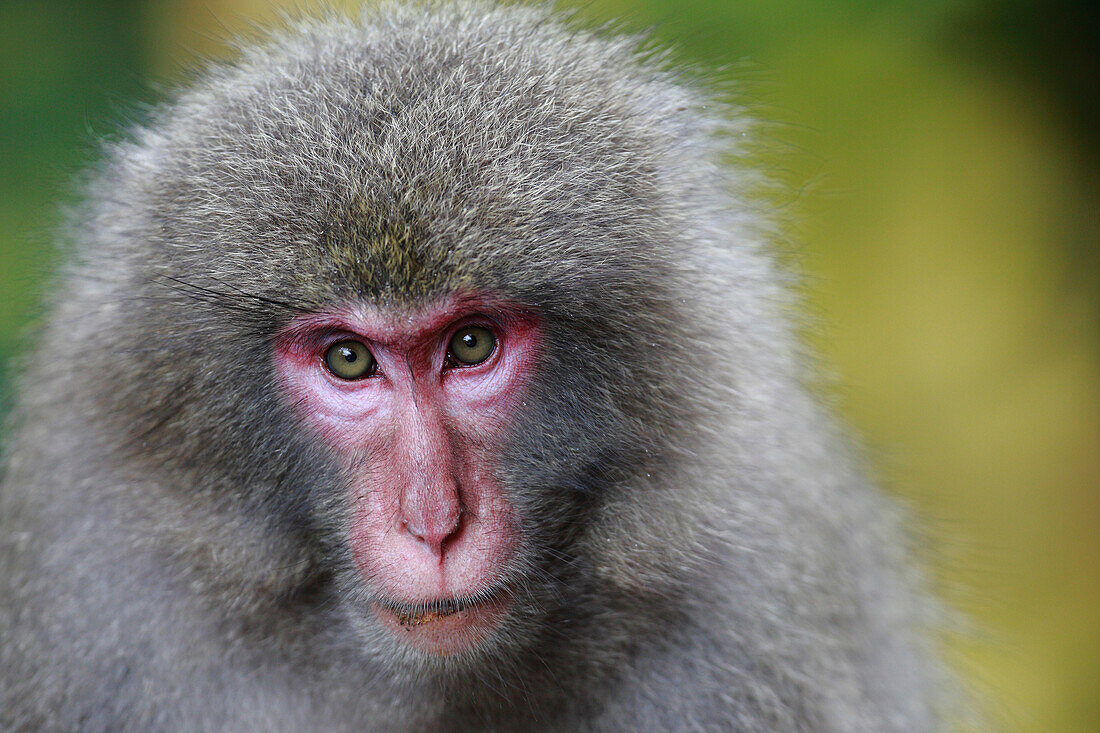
[449,326,496,365]
[324,340,376,379]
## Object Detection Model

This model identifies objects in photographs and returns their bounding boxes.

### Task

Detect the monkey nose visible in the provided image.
[400,504,463,558]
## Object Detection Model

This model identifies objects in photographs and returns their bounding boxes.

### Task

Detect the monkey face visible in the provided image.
[274,293,541,655]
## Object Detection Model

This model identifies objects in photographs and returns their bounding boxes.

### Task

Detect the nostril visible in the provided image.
[402,509,462,557]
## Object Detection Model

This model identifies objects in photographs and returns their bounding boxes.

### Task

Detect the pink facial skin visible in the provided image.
[274,294,540,655]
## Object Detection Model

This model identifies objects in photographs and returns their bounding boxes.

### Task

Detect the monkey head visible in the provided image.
[88,6,702,667]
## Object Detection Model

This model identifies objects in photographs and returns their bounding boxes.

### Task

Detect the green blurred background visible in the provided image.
[1,0,1096,729]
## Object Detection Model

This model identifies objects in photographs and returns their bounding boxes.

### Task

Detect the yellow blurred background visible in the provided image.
[1,1,1096,729]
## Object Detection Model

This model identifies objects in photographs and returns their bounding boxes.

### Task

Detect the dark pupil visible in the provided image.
[461,333,478,349]
[339,347,358,363]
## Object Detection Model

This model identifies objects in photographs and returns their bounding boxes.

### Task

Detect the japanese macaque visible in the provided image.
[0,1,943,730]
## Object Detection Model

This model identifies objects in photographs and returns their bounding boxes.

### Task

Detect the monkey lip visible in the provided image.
[386,598,468,625]
[373,588,511,655]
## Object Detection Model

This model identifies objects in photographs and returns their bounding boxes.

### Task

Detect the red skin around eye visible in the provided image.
[273,294,540,655]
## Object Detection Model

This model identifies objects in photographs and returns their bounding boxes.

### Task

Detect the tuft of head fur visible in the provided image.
[1,2,945,730]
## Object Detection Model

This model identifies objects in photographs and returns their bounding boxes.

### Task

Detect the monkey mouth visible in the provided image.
[373,588,511,654]
[381,597,475,626]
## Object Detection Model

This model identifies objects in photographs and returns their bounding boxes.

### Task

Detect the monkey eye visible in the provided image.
[448,326,496,366]
[324,340,377,380]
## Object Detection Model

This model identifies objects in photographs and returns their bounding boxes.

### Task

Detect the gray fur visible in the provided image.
[0,2,943,730]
